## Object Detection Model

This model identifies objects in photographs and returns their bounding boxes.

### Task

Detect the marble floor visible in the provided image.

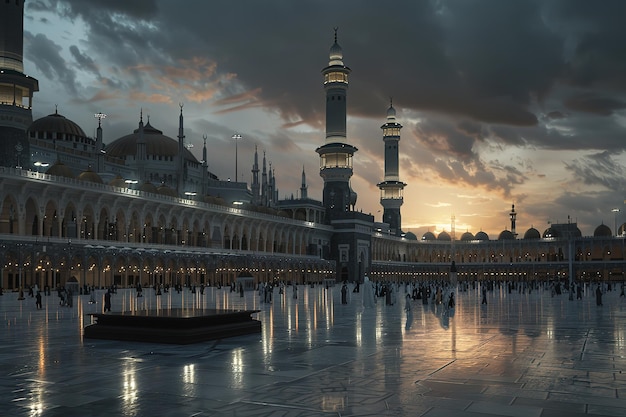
[1,282,625,416]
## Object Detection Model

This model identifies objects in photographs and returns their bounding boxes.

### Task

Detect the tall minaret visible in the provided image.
[377,100,406,236]
[510,204,517,238]
[201,134,208,195]
[135,110,146,182]
[0,0,39,168]
[300,166,308,199]
[94,112,106,173]
[251,145,260,204]
[316,28,357,222]
[177,104,185,194]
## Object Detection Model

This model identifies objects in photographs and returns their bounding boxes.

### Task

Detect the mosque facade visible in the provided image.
[0,1,625,292]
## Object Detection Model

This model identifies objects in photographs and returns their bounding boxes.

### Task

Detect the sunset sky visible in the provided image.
[22,0,626,238]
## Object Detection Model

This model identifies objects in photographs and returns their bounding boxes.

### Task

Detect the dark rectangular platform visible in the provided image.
[84,308,261,344]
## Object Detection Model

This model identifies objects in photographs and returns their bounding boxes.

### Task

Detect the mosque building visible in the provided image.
[0,1,625,292]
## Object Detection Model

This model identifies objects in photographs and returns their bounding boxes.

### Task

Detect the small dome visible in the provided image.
[594,223,612,237]
[138,181,158,193]
[498,230,515,240]
[404,231,417,240]
[437,231,451,241]
[619,223,626,236]
[475,231,490,241]
[29,110,88,139]
[543,227,559,238]
[524,227,541,239]
[422,231,436,241]
[329,40,343,63]
[109,175,126,188]
[157,184,178,198]
[460,231,475,241]
[46,161,75,179]
[386,104,396,120]
[77,168,103,184]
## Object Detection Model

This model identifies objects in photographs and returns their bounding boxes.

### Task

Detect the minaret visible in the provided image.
[94,112,106,173]
[136,110,146,182]
[510,204,517,238]
[0,0,39,168]
[177,104,185,195]
[201,134,208,195]
[316,28,357,221]
[251,145,260,204]
[261,150,268,206]
[300,166,308,199]
[377,99,406,236]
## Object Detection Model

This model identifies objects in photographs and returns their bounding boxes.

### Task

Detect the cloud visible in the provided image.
[564,151,626,190]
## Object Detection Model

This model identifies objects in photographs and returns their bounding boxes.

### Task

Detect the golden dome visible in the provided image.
[45,161,75,179]
[77,168,103,184]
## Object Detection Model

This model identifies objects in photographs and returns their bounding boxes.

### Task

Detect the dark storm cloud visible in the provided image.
[24,32,79,95]
[69,45,100,77]
[564,93,626,116]
[564,151,626,191]
[29,0,626,156]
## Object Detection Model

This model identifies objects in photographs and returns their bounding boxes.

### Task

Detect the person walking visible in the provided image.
[35,291,42,309]
[596,285,603,306]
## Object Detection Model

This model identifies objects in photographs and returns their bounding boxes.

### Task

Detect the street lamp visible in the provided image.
[613,208,620,236]
[232,133,242,182]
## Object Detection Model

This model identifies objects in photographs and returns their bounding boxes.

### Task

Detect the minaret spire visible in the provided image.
[300,165,308,199]
[177,103,185,195]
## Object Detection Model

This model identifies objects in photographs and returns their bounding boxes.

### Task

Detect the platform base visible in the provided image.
[84,308,261,344]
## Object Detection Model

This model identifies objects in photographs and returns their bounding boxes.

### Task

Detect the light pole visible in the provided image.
[613,208,620,236]
[232,134,242,182]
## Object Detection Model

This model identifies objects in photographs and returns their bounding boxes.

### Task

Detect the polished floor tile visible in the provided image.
[1,283,625,416]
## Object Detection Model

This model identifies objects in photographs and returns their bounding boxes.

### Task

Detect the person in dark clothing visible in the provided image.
[35,291,42,309]
[481,287,487,305]
[104,290,112,312]
[596,286,603,306]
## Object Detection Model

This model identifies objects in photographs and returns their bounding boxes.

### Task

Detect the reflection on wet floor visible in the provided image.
[1,282,625,416]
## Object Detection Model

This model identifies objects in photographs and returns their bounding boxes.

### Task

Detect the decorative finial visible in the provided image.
[140,108,143,123]
[203,134,207,145]
[390,97,393,108]
[94,112,107,128]
[334,27,338,43]
[55,104,58,114]
[179,102,184,114]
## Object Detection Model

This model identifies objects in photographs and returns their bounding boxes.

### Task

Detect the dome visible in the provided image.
[523,227,541,239]
[138,181,158,193]
[498,230,515,240]
[422,231,436,241]
[619,223,626,236]
[156,184,178,198]
[77,168,103,184]
[594,223,612,237]
[404,231,417,240]
[46,161,75,179]
[437,231,451,241]
[106,121,199,164]
[329,40,343,63]
[543,227,559,238]
[475,231,490,241]
[386,104,396,120]
[29,110,88,139]
[460,231,475,241]
[109,175,126,188]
